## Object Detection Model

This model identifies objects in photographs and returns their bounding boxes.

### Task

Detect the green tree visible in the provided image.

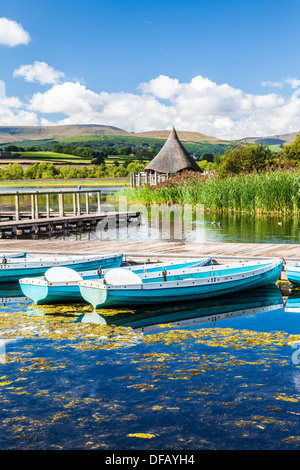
[283,132,300,162]
[218,142,276,176]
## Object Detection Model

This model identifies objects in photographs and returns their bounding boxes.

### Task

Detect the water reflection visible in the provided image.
[77,285,284,332]
[2,187,300,243]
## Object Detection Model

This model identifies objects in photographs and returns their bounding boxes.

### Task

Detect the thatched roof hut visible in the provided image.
[145,127,201,178]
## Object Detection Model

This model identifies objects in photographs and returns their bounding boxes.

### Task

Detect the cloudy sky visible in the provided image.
[1,0,300,139]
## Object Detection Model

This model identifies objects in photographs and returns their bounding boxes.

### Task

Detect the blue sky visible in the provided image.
[1,0,300,139]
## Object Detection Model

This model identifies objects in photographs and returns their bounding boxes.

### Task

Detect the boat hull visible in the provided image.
[79,260,283,309]
[285,264,300,286]
[20,257,210,305]
[0,254,123,282]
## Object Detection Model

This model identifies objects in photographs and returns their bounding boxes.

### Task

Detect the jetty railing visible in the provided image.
[0,189,141,237]
[130,172,169,187]
[0,189,102,221]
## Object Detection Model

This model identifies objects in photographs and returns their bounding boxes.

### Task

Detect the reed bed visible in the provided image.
[119,170,300,215]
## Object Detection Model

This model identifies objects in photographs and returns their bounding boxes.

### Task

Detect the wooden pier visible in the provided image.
[0,189,141,237]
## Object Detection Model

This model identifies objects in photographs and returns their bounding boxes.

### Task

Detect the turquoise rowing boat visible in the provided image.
[78,259,283,309]
[19,257,211,305]
[0,253,123,282]
[285,263,300,286]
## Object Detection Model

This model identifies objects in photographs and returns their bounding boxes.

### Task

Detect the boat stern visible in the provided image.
[79,280,108,308]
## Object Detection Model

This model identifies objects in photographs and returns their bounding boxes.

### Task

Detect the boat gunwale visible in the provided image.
[79,259,283,291]
[1,253,123,270]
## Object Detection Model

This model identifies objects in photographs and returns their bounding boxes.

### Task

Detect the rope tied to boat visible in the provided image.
[162,269,167,282]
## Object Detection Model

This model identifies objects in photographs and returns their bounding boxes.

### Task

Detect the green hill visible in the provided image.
[0,124,132,144]
[1,132,233,158]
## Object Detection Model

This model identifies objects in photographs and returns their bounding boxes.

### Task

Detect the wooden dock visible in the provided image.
[0,189,141,236]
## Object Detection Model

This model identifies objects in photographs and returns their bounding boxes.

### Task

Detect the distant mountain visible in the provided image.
[136,130,231,144]
[238,131,299,146]
[0,124,132,144]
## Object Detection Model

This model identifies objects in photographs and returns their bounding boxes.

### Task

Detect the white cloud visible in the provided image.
[0,80,5,99]
[1,71,300,139]
[13,61,65,85]
[0,96,38,125]
[25,75,300,138]
[0,17,30,47]
[284,77,300,89]
[139,75,180,99]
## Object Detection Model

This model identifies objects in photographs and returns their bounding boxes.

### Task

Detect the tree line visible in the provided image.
[0,161,145,180]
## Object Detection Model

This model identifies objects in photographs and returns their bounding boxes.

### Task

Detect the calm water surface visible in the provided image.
[0,283,299,450]
[0,187,299,244]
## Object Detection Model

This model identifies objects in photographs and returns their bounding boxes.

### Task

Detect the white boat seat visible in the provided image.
[45,266,83,283]
[104,268,143,285]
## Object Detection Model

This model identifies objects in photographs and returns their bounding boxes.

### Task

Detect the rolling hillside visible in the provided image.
[238,131,299,146]
[135,130,230,144]
[0,127,234,158]
[0,124,132,144]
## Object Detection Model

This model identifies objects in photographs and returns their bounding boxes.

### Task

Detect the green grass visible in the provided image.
[0,177,130,187]
[11,151,88,164]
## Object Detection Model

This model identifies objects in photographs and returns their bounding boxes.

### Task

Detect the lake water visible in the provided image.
[0,283,299,450]
[0,186,300,243]
[0,185,299,450]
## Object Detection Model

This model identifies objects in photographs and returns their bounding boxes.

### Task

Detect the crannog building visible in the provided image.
[144,126,201,185]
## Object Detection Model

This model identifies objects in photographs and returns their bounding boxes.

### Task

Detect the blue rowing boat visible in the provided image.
[78,258,283,309]
[285,263,300,286]
[0,253,123,283]
[19,257,211,305]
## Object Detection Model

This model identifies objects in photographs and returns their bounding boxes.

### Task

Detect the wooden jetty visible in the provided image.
[0,189,141,236]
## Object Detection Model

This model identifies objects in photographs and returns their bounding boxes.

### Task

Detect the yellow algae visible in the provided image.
[274,394,299,403]
[127,433,156,439]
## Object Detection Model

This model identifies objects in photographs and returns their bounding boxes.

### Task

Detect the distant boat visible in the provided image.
[285,263,300,286]
[0,252,26,261]
[0,253,123,282]
[78,259,283,309]
[77,285,283,331]
[19,257,211,305]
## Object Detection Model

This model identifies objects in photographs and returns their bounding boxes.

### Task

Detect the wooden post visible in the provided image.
[34,194,39,219]
[76,192,81,215]
[154,171,158,186]
[145,172,148,185]
[97,191,101,214]
[85,192,89,214]
[46,193,50,218]
[72,193,76,215]
[15,193,20,221]
[137,172,141,187]
[58,193,64,217]
[31,195,35,219]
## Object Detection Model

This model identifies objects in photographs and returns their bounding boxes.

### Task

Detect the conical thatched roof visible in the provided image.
[145,126,201,173]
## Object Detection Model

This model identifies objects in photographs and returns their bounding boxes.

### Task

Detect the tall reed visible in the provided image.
[118,170,300,215]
